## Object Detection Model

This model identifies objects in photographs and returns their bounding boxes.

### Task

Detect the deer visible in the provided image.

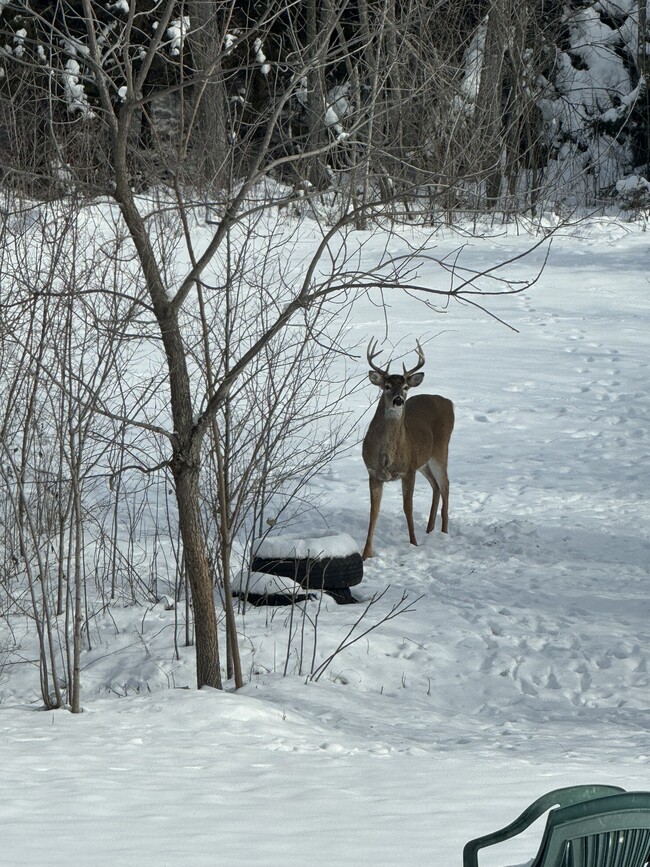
[361,339,455,560]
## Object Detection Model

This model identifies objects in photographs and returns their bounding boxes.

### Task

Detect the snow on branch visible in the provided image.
[62,57,96,118]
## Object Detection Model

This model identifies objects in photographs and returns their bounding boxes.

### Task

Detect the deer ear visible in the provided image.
[368,371,384,386]
[407,372,424,387]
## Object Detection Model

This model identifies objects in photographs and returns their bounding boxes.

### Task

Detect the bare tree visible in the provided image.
[0,201,137,709]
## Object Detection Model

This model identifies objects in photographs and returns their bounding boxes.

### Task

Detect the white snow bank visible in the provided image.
[254,530,360,560]
[615,174,650,195]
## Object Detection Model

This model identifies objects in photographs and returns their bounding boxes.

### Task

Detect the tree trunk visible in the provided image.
[186,2,229,189]
[173,460,222,690]
[304,0,330,189]
[637,0,650,169]
[113,109,222,690]
[154,304,222,691]
[476,0,511,207]
[639,0,647,81]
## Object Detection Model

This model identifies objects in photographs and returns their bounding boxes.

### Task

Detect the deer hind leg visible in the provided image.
[422,458,450,534]
[362,477,384,560]
[419,464,440,533]
[401,471,418,546]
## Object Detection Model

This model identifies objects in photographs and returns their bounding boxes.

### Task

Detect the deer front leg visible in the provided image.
[401,471,418,546]
[362,477,383,560]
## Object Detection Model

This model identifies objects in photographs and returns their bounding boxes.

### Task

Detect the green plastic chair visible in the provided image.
[464,785,650,867]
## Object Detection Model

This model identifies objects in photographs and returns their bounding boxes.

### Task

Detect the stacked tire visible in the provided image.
[249,532,363,605]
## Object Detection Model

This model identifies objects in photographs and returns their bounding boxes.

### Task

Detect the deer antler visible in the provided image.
[367,339,390,377]
[403,340,425,379]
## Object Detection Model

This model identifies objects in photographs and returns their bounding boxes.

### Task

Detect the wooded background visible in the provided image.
[1,0,648,213]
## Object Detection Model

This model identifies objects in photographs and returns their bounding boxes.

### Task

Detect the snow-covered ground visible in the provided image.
[1,216,649,866]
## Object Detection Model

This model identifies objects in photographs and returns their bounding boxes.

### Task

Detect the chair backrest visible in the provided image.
[532,792,650,867]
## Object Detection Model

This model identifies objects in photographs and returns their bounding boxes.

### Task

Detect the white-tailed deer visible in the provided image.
[361,340,454,559]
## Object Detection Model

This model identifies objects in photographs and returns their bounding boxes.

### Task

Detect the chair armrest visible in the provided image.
[462,785,625,867]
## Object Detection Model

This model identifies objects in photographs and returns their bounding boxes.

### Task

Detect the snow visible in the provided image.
[254,530,360,560]
[62,58,95,117]
[231,569,299,595]
[1,215,650,865]
[12,27,26,58]
[458,18,487,106]
[254,38,271,76]
[325,83,351,139]
[616,174,650,195]
[166,17,189,57]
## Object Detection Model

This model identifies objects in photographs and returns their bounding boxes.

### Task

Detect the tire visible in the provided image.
[325,586,359,605]
[250,552,363,592]
[243,591,314,607]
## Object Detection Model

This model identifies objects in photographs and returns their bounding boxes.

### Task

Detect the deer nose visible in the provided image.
[393,396,404,407]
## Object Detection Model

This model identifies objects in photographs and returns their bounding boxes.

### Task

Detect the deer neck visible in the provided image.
[382,403,405,423]
[365,400,409,481]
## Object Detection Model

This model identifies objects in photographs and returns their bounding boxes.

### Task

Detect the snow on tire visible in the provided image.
[251,531,363,591]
